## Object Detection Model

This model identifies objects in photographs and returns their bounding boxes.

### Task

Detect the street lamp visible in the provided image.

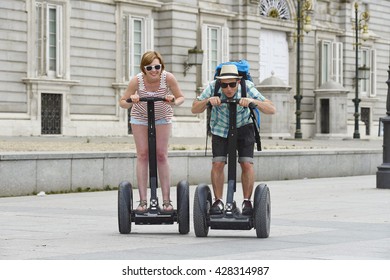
[294,0,312,139]
[183,47,204,76]
[353,2,370,139]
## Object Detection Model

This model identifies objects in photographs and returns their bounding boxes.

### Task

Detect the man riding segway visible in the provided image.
[191,63,275,237]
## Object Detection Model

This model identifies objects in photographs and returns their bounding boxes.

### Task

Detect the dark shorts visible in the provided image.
[212,124,255,163]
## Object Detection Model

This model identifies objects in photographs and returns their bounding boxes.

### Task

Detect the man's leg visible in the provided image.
[210,134,228,214]
[211,161,225,200]
[240,161,254,200]
[237,124,256,215]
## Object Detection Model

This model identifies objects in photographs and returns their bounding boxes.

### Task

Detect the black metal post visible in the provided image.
[147,100,158,200]
[376,65,390,189]
[294,0,303,139]
[353,3,361,139]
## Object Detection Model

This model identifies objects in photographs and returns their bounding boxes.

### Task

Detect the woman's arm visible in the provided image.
[166,72,185,106]
[119,76,139,109]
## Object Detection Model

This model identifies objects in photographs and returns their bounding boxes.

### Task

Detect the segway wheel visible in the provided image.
[193,184,212,237]
[118,181,133,234]
[177,180,190,234]
[254,183,271,238]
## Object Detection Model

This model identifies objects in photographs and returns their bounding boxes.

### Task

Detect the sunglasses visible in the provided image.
[144,64,162,71]
[220,82,238,88]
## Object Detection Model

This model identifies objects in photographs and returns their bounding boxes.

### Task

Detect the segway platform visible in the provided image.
[134,200,176,225]
[209,213,253,230]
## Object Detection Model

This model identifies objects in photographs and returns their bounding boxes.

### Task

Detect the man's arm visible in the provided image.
[191,82,216,114]
[242,80,276,114]
[251,98,276,115]
[238,97,275,114]
[191,98,209,114]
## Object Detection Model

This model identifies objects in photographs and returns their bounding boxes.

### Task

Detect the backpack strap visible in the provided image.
[241,78,262,151]
[239,76,246,98]
[213,80,221,97]
[250,108,262,151]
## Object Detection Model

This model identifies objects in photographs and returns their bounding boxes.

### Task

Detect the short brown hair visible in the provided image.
[140,51,165,74]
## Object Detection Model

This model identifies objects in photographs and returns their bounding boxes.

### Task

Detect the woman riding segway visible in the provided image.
[117,51,189,234]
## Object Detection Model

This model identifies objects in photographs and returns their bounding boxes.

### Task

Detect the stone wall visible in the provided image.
[0,148,381,197]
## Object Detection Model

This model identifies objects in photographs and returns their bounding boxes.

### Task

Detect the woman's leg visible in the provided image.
[156,123,172,210]
[131,124,149,210]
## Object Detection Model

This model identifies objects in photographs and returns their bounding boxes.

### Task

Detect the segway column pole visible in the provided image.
[147,100,159,203]
[226,101,237,206]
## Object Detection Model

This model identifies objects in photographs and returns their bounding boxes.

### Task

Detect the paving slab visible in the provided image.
[0,135,383,152]
[0,175,389,260]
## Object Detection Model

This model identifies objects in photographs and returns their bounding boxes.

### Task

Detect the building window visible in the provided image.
[35,1,64,78]
[361,107,370,136]
[320,41,343,85]
[208,27,220,81]
[122,15,153,81]
[260,0,290,19]
[360,48,376,97]
[202,25,229,82]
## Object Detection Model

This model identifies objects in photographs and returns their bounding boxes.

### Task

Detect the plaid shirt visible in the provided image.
[197,80,266,138]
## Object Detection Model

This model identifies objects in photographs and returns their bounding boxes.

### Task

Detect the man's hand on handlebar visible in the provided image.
[239,97,255,108]
[207,97,256,108]
[208,96,221,106]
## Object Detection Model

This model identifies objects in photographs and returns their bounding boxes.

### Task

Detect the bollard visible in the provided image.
[376,65,390,189]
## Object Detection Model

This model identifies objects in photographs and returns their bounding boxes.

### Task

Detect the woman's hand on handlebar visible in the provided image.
[126,94,140,103]
[164,94,176,105]
[126,95,174,103]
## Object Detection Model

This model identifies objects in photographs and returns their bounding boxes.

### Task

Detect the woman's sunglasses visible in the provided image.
[220,82,238,88]
[144,64,162,71]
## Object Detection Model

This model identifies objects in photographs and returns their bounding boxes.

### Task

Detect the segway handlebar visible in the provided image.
[208,98,257,109]
[126,96,175,103]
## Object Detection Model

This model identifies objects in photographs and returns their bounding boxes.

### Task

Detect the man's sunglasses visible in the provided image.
[144,64,162,71]
[220,82,238,88]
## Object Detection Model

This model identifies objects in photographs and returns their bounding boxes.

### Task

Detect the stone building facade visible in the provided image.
[1,0,389,139]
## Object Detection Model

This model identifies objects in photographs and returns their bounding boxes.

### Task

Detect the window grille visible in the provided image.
[41,93,62,134]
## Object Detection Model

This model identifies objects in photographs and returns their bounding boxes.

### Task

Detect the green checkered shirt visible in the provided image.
[197,80,265,138]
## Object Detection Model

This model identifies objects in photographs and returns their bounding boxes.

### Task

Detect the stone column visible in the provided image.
[314,81,349,138]
[256,73,292,138]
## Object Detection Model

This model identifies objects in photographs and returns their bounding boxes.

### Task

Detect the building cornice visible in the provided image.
[114,0,162,8]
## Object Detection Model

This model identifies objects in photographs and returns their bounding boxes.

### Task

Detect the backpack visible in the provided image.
[207,60,262,151]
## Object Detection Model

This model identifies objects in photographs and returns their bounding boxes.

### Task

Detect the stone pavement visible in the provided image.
[1,175,389,260]
[0,135,383,152]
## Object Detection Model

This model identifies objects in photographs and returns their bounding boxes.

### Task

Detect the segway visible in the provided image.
[193,99,270,238]
[118,97,190,234]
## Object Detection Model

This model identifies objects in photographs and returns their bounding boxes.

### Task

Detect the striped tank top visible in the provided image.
[130,71,173,122]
